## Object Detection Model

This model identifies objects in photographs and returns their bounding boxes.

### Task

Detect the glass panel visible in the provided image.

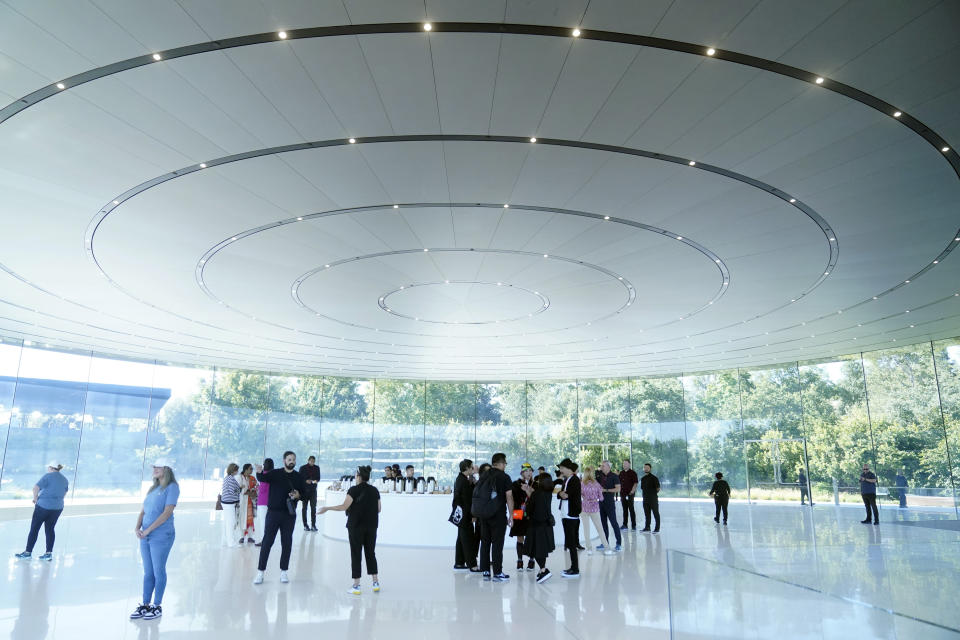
[476,382,525,468]
[266,374,324,476]
[319,378,372,479]
[206,370,278,485]
[372,379,424,477]
[73,356,155,498]
[0,347,91,500]
[576,378,630,470]
[145,363,214,499]
[863,344,954,514]
[631,376,688,497]
[740,364,804,501]
[798,355,871,505]
[682,370,744,498]
[932,338,960,515]
[424,381,476,485]
[667,550,959,639]
[526,381,577,469]
[0,339,24,488]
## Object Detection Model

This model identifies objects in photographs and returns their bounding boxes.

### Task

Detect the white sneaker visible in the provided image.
[253,571,264,585]
[348,584,361,595]
[279,571,289,583]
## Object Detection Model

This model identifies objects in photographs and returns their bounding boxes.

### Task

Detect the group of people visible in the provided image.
[9,452,899,622]
[450,455,664,583]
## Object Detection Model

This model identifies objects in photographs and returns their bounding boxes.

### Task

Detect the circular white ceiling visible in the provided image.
[0,2,958,380]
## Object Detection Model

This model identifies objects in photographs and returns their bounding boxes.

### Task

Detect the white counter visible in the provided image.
[322,488,623,548]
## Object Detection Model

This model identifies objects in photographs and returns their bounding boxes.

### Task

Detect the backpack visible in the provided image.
[471,471,505,519]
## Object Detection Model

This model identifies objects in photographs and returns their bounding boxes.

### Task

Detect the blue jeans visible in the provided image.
[25,506,63,553]
[599,500,621,545]
[140,529,175,605]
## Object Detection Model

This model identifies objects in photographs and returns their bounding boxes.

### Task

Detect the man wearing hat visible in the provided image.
[556,458,582,578]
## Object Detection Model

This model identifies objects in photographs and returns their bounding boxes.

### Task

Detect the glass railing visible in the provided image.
[667,549,960,639]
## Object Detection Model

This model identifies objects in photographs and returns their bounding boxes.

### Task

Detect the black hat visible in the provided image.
[557,458,578,473]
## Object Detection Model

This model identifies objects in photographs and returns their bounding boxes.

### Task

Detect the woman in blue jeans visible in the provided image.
[130,459,179,621]
[14,461,70,561]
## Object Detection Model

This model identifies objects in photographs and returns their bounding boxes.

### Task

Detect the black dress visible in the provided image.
[509,479,531,537]
[523,490,555,559]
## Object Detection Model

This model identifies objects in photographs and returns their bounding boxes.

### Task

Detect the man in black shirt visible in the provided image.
[253,451,306,585]
[640,463,661,533]
[557,458,582,578]
[452,459,480,572]
[597,460,622,550]
[709,472,730,525]
[299,456,321,532]
[476,453,514,582]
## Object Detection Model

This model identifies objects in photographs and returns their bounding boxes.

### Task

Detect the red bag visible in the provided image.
[512,509,524,520]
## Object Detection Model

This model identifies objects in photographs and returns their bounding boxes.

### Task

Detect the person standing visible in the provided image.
[452,459,479,572]
[239,463,258,544]
[320,465,381,595]
[130,459,179,621]
[709,472,730,525]
[859,463,879,525]
[510,464,535,571]
[557,458,582,578]
[474,453,514,582]
[640,463,661,533]
[523,472,557,583]
[619,459,639,531]
[300,456,321,532]
[253,451,306,585]
[895,469,908,508]
[254,458,273,546]
[14,462,69,561]
[597,461,622,551]
[580,466,612,554]
[798,469,810,506]
[220,463,243,548]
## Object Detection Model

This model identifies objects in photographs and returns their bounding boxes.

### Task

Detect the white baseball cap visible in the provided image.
[152,458,173,470]
[47,460,62,469]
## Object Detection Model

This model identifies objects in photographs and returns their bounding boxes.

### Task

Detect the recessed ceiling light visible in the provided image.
[112,200,119,205]
[603,215,610,220]
[706,48,716,56]
[296,216,303,221]
[943,146,950,153]
[905,309,910,313]
[152,53,162,61]
[824,271,829,275]
[230,236,237,241]
[572,28,581,37]
[497,282,502,286]
[791,299,796,302]
[444,280,449,284]
[543,254,549,258]
[199,163,206,168]
[324,264,330,268]
[617,276,623,280]
[530,137,537,143]
[905,280,910,283]
[688,161,696,166]
[56,82,65,90]
[278,31,287,39]
[815,77,824,84]
[789,198,796,203]
[423,248,429,252]
[910,324,915,328]
[893,111,902,118]
[715,258,721,263]
[829,237,835,241]
[348,138,356,144]
[873,296,878,300]
[837,310,842,314]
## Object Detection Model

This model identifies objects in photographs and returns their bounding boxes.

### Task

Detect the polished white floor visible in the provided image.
[1,501,958,639]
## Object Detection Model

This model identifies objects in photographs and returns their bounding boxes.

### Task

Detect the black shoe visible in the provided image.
[254,542,262,547]
[493,572,510,582]
[517,560,523,571]
[453,564,469,572]
[653,529,660,534]
[713,517,719,523]
[619,525,628,530]
[142,605,162,620]
[527,559,535,571]
[536,569,552,584]
[861,519,871,524]
[482,571,491,581]
[577,544,585,551]
[311,526,318,532]
[641,528,651,532]
[873,521,879,526]
[129,603,151,620]
[561,569,580,579]
[303,525,310,532]
[723,521,727,526]
[468,566,482,573]
[247,537,255,543]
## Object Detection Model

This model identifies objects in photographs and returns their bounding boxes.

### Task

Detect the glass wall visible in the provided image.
[0,335,958,517]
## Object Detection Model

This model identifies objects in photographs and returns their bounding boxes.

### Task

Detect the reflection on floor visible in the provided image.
[1,501,957,639]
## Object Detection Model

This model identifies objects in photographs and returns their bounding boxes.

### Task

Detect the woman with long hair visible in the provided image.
[320,465,381,595]
[254,458,273,547]
[130,459,179,621]
[523,472,557,583]
[580,466,613,555]
[220,463,243,548]
[509,463,535,571]
[14,461,69,561]
[239,463,258,544]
